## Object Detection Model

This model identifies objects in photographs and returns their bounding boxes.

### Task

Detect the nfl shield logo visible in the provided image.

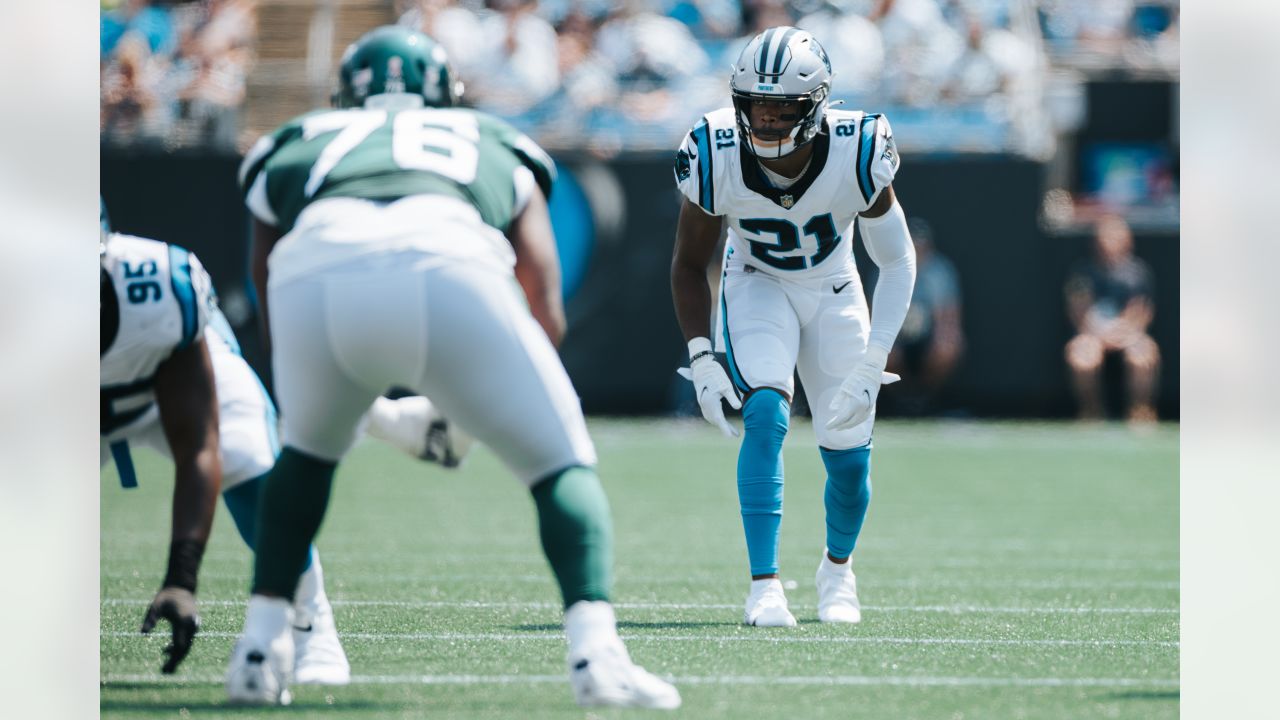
[781,194,795,209]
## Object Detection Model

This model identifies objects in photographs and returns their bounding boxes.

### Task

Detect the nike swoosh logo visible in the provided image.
[293,624,313,633]
[833,282,851,294]
[686,147,697,160]
[700,387,709,399]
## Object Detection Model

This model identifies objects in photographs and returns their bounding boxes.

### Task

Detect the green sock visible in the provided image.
[531,466,613,608]
[251,447,336,601]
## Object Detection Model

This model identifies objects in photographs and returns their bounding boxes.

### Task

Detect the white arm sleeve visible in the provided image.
[859,199,916,360]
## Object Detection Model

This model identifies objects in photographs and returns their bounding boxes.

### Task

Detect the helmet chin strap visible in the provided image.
[748,125,803,159]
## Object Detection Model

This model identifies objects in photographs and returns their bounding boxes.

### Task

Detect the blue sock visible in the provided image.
[820,444,872,560]
[222,473,313,572]
[737,389,789,576]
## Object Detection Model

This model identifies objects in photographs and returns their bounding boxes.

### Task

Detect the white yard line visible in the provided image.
[100,672,1179,689]
[100,597,1178,614]
[101,629,1177,647]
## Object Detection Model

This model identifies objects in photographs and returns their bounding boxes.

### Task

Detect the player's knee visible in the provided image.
[820,445,871,495]
[742,388,790,441]
[1066,335,1102,370]
[1125,336,1160,370]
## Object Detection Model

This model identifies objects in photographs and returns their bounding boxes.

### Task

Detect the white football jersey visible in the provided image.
[100,233,223,436]
[674,107,900,278]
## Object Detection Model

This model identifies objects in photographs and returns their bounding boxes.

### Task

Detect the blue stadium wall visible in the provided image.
[101,148,1179,419]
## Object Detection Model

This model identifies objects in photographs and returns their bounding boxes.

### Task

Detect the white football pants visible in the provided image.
[269,249,596,485]
[718,255,876,450]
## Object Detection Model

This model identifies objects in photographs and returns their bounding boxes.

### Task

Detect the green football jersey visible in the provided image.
[239,107,556,235]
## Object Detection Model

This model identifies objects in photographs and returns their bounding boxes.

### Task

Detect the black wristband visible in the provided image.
[690,350,715,365]
[162,539,205,593]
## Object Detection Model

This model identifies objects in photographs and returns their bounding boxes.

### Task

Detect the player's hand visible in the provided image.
[677,352,742,438]
[826,363,900,432]
[140,586,200,674]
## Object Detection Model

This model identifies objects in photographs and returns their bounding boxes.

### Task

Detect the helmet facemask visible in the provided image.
[731,85,829,160]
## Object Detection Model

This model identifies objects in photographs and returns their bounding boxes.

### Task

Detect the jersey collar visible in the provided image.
[739,125,831,210]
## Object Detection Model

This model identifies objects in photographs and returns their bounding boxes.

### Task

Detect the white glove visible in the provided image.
[676,337,742,437]
[826,347,900,432]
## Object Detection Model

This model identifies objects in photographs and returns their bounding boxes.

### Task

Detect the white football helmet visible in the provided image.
[730,27,833,159]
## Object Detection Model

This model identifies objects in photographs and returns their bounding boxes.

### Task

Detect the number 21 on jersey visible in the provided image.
[739,213,843,271]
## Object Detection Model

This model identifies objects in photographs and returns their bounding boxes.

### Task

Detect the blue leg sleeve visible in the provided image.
[222,473,313,572]
[820,444,872,560]
[737,389,790,576]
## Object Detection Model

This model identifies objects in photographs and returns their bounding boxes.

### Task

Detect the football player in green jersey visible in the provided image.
[226,26,680,710]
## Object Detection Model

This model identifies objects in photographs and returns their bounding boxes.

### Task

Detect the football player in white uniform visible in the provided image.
[100,203,350,682]
[671,27,916,627]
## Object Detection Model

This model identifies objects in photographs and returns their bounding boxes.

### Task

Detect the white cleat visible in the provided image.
[744,578,798,627]
[815,552,862,624]
[227,596,296,705]
[568,639,682,710]
[226,640,293,705]
[293,601,350,685]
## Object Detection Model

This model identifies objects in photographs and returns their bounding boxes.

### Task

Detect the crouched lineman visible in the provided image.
[100,200,349,682]
[226,25,680,709]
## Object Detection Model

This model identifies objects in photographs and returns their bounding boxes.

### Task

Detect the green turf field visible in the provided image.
[101,418,1178,719]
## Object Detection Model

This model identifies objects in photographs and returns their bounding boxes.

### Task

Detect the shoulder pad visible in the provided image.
[675,108,738,216]
[479,112,557,201]
[851,112,898,206]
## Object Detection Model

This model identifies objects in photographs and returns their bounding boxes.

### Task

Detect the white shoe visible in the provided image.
[568,640,682,710]
[815,552,862,624]
[744,578,797,627]
[292,552,350,685]
[563,600,680,709]
[293,602,350,685]
[226,597,295,705]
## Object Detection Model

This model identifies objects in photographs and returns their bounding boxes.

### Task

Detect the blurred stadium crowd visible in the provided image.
[101,0,1179,155]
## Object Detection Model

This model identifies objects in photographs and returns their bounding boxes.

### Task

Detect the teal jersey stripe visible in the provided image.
[693,120,715,213]
[719,271,751,394]
[167,245,198,349]
[856,115,878,204]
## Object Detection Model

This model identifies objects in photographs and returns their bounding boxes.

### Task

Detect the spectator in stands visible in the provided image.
[797,1,885,98]
[1037,0,1135,57]
[665,0,743,40]
[594,1,711,133]
[885,218,965,415]
[869,0,963,106]
[465,0,562,115]
[553,9,619,118]
[1064,214,1160,424]
[101,33,174,143]
[174,0,256,148]
[102,0,176,58]
[939,13,1032,105]
[397,0,486,78]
